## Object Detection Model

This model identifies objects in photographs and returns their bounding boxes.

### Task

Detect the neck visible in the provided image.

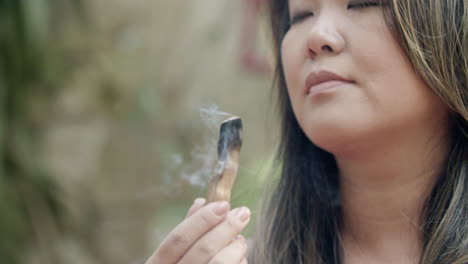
[334,125,449,262]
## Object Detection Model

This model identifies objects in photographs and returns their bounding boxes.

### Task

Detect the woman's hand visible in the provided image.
[146,198,251,264]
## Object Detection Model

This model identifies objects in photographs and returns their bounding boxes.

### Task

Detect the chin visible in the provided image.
[300,118,372,156]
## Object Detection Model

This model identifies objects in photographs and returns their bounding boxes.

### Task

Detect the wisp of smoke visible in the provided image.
[180,103,234,187]
[154,103,235,196]
[199,103,233,132]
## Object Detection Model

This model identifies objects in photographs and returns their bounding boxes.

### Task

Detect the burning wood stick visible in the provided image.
[206,116,243,203]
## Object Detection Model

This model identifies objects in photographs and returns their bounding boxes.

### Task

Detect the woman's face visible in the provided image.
[281,0,448,155]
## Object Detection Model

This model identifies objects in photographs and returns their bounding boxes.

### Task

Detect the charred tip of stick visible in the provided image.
[217,117,243,159]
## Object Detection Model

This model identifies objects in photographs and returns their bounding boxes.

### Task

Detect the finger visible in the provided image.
[185,198,206,218]
[146,201,230,264]
[240,257,248,264]
[178,207,251,264]
[207,235,247,264]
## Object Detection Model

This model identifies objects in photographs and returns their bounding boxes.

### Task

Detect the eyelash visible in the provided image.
[348,1,382,9]
[289,1,382,25]
[290,11,313,25]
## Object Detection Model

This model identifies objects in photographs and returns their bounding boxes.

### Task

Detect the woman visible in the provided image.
[148,0,467,263]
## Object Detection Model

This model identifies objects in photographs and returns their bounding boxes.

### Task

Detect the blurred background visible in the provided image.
[0,0,279,263]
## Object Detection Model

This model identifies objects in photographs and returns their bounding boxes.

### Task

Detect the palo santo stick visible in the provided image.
[206,117,243,203]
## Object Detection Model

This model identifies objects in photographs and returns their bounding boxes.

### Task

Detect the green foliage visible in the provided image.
[0,0,81,262]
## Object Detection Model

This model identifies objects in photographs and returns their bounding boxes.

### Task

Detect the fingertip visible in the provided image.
[194,197,206,206]
[212,200,231,216]
[186,197,207,218]
[240,257,248,264]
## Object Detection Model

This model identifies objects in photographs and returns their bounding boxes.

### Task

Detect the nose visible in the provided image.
[306,16,345,58]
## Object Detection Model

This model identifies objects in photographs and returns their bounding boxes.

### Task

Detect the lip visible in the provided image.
[305,70,354,95]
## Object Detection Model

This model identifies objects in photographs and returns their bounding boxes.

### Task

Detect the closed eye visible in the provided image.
[290,11,314,25]
[347,0,383,9]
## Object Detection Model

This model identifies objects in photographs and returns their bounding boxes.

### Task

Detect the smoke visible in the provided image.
[155,153,184,197]
[155,103,235,199]
[199,103,233,131]
[180,103,235,187]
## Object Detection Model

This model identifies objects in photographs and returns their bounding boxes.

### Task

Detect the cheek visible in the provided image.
[281,34,299,87]
[348,32,447,148]
[346,18,414,113]
[355,31,439,120]
[281,33,305,114]
[379,67,445,125]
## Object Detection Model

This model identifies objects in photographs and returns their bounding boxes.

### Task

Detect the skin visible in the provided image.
[282,0,450,263]
[146,198,250,264]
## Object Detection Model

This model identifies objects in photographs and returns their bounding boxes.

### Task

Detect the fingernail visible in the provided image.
[194,198,205,206]
[235,207,251,222]
[213,201,230,216]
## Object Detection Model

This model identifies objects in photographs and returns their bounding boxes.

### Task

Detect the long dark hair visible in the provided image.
[248,0,468,263]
